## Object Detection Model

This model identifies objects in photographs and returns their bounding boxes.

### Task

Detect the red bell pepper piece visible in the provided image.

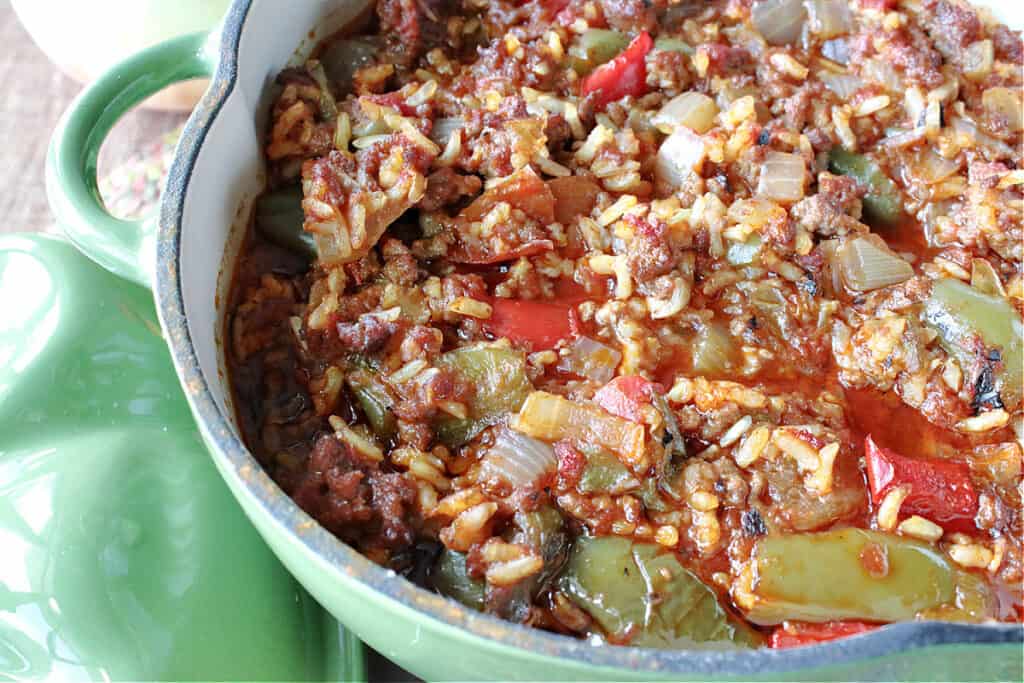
[555,440,586,488]
[858,0,897,10]
[540,0,571,16]
[485,298,575,351]
[864,435,978,533]
[580,31,653,110]
[593,376,661,423]
[769,621,878,649]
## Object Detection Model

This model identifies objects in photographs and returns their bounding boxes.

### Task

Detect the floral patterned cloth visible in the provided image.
[97,125,183,220]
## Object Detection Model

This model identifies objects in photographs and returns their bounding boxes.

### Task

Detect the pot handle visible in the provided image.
[46,31,218,288]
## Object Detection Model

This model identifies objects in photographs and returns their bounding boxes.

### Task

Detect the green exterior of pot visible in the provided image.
[43,1,1023,680]
[0,234,366,682]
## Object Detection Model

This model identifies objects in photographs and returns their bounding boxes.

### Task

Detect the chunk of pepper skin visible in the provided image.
[864,435,978,533]
[826,148,902,225]
[580,31,654,110]
[484,298,576,351]
[737,528,956,624]
[593,375,662,423]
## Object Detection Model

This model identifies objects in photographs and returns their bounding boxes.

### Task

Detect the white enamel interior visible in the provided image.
[179,0,371,424]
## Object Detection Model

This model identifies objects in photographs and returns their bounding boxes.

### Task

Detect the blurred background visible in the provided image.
[0,0,226,235]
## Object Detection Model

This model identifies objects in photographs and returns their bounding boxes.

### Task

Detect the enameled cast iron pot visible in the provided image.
[46,1,1024,679]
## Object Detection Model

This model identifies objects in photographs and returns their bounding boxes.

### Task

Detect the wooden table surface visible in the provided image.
[0,0,187,235]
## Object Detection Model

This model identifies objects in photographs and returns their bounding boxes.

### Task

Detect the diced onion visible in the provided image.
[982,87,1023,133]
[557,337,622,384]
[479,428,557,489]
[512,391,645,465]
[821,38,851,64]
[862,59,902,93]
[820,72,863,100]
[655,127,706,189]
[751,0,807,46]
[912,149,961,185]
[879,127,926,150]
[651,92,719,134]
[757,151,806,203]
[727,234,763,265]
[838,236,914,292]
[970,258,1006,298]
[429,117,465,146]
[806,0,852,38]
[951,117,1016,159]
[963,40,994,82]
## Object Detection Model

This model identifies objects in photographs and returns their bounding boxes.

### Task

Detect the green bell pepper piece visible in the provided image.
[512,505,570,594]
[578,446,637,494]
[560,536,761,648]
[827,148,903,225]
[924,278,1023,411]
[432,549,485,611]
[654,36,695,55]
[434,344,533,447]
[347,370,397,439]
[570,29,629,75]
[638,478,670,511]
[740,528,956,625]
[917,570,997,623]
[254,185,316,259]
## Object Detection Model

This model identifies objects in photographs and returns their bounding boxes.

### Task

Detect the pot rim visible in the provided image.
[155,0,1023,675]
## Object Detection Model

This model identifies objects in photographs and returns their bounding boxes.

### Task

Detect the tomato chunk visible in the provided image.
[485,298,575,351]
[864,435,978,533]
[580,32,653,110]
[769,621,879,649]
[593,376,661,423]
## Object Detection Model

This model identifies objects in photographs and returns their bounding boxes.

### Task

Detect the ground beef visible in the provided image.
[791,172,866,237]
[647,49,692,92]
[991,24,1024,64]
[335,315,399,353]
[884,27,944,88]
[757,450,866,532]
[968,161,1009,190]
[699,43,754,77]
[381,239,423,286]
[289,434,417,550]
[781,82,824,132]
[376,0,452,67]
[625,217,676,283]
[921,0,981,60]
[417,168,483,211]
[599,0,658,33]
[392,365,472,421]
[544,114,573,154]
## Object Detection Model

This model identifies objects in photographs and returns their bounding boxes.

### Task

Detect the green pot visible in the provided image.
[44,1,1023,680]
[0,234,365,682]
